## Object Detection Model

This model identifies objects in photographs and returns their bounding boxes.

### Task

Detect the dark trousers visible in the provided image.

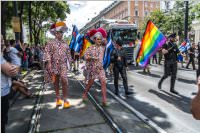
[152,55,158,64]
[1,94,10,133]
[158,52,162,64]
[186,57,195,70]
[158,62,177,90]
[113,66,128,94]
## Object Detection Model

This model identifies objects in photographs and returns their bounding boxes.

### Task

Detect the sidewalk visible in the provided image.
[37,73,113,133]
[6,70,44,133]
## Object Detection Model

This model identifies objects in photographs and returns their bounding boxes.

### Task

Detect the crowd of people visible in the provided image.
[1,35,45,133]
[1,21,200,133]
[146,41,199,71]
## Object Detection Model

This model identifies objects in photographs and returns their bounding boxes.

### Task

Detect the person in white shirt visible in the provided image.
[1,35,19,133]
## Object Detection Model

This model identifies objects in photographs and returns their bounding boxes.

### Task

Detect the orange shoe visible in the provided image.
[56,99,63,106]
[63,101,71,109]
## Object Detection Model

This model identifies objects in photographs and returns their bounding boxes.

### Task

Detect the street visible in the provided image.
[2,1,200,133]
[105,62,199,133]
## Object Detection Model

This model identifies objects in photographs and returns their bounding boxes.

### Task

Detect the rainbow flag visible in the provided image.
[80,37,92,57]
[136,20,166,67]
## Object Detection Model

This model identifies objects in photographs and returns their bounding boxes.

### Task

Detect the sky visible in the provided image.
[47,1,113,38]
[63,1,113,37]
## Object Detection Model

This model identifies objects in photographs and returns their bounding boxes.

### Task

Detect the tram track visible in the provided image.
[75,76,123,133]
[95,81,167,133]
[28,70,45,133]
[73,69,167,133]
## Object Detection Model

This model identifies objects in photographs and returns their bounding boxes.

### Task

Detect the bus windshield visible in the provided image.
[112,29,137,43]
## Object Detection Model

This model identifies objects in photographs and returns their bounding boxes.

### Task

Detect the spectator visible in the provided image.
[14,40,23,57]
[158,48,163,65]
[4,40,33,98]
[1,35,19,133]
[34,45,40,61]
[6,40,22,69]
[186,43,196,70]
[31,46,35,61]
[21,43,28,71]
[152,53,158,64]
[11,80,33,98]
[25,43,32,68]
[177,52,184,68]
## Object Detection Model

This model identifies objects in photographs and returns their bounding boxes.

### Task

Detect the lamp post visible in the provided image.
[184,1,189,40]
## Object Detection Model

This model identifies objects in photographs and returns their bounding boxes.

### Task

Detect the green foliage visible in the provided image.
[142,10,171,35]
[142,1,197,41]
[1,1,70,45]
[1,1,14,39]
[23,1,70,45]
[191,3,200,20]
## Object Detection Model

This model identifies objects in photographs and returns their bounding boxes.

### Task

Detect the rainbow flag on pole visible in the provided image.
[136,20,167,67]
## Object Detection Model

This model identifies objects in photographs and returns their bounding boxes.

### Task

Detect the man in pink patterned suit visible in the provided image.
[44,22,72,108]
[82,28,108,106]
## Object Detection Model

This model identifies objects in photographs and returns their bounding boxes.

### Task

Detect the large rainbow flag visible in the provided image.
[136,20,167,67]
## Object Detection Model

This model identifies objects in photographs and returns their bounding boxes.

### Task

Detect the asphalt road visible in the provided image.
[106,63,199,133]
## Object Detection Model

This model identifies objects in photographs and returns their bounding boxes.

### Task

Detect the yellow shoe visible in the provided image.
[56,99,63,106]
[63,101,71,109]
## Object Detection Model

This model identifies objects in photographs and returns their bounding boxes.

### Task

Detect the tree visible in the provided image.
[142,10,171,35]
[191,3,200,20]
[23,1,70,45]
[1,1,13,40]
[142,1,196,41]
[171,1,194,41]
[1,1,70,45]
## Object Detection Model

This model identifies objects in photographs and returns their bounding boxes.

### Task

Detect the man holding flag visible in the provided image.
[158,33,180,94]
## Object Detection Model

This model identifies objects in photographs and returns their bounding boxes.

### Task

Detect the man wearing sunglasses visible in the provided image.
[44,22,72,109]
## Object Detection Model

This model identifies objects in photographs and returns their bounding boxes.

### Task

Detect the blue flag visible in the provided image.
[74,34,84,52]
[179,39,191,53]
[103,32,114,70]
[69,25,79,50]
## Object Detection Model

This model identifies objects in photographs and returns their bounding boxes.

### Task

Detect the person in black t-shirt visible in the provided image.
[111,39,133,96]
[158,33,180,94]
[186,43,196,70]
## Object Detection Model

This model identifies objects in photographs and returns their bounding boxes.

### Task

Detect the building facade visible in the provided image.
[80,1,160,33]
[192,20,200,44]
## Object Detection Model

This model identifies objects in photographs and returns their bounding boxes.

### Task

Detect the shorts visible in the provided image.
[177,55,183,62]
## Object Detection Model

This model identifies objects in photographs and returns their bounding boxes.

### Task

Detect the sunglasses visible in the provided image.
[57,31,64,34]
[96,38,102,41]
